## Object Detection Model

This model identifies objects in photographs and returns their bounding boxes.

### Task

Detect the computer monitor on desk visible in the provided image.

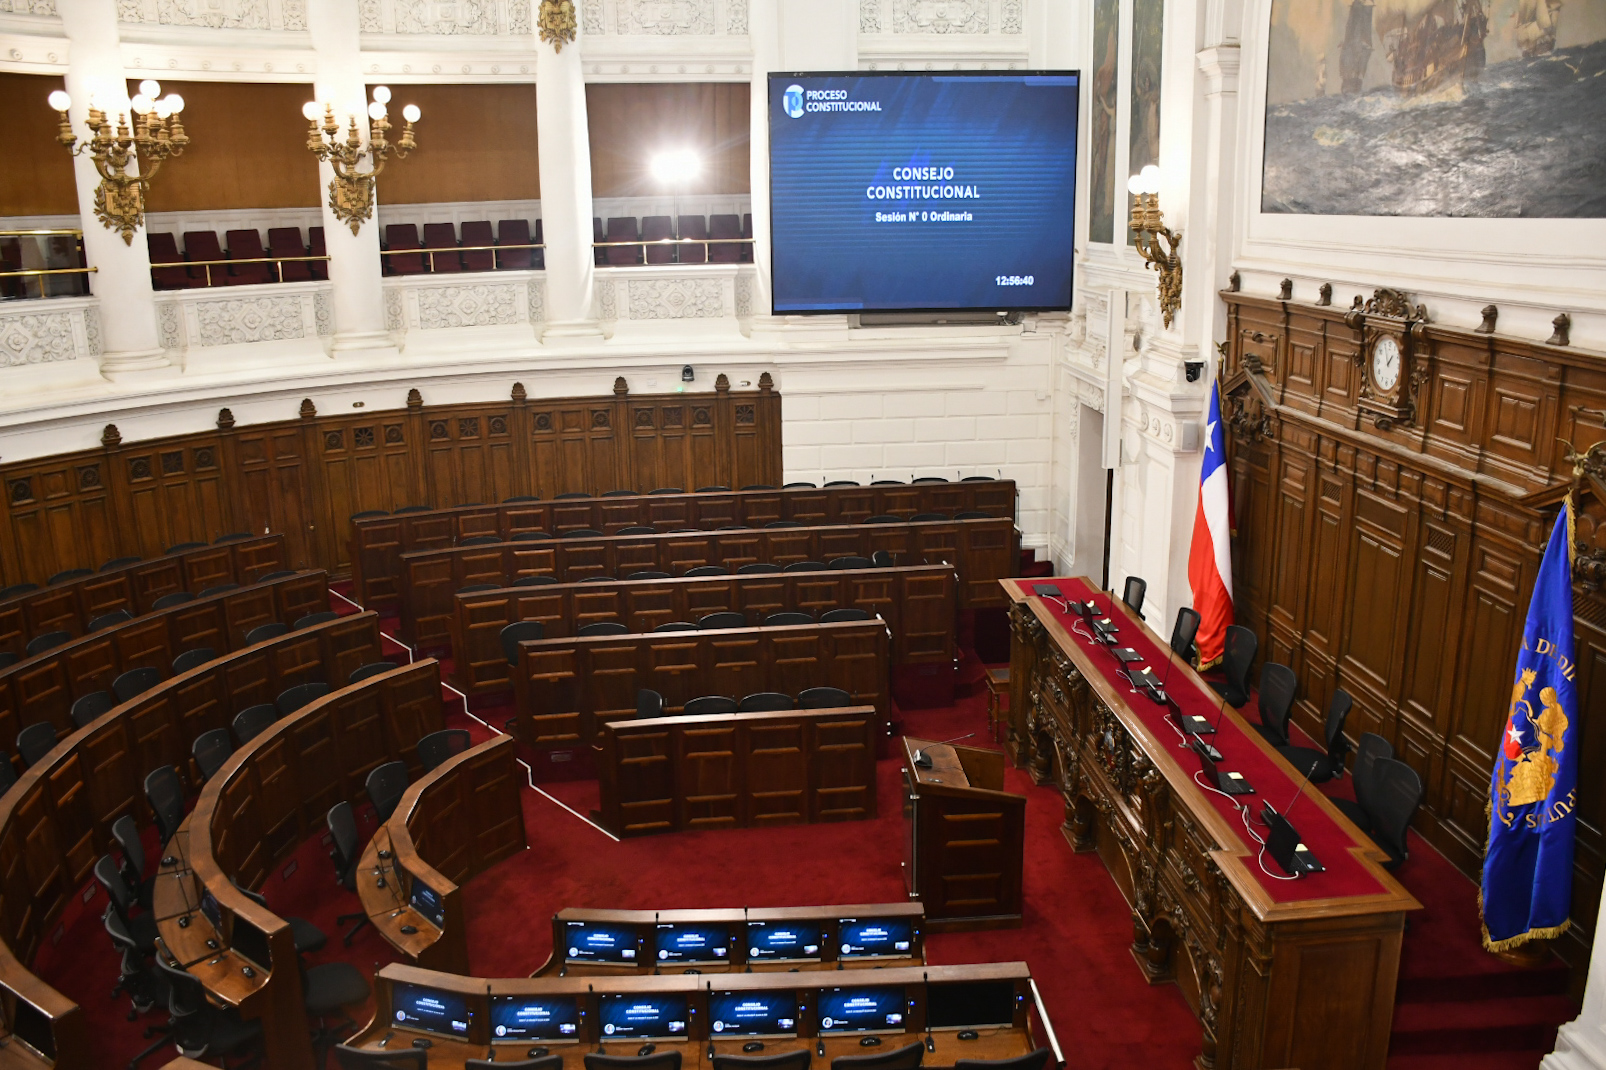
[838,917,914,960]
[392,982,473,1037]
[492,994,580,1041]
[409,875,446,929]
[817,986,906,1034]
[746,920,823,964]
[598,993,689,1039]
[565,921,641,965]
[709,991,800,1037]
[925,980,1021,1029]
[655,922,731,965]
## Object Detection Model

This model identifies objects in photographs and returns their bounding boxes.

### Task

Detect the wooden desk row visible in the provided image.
[0,534,288,660]
[1003,577,1418,1070]
[357,735,527,975]
[0,612,383,1070]
[513,619,889,752]
[449,564,955,701]
[351,480,1016,609]
[535,903,925,976]
[0,569,328,749]
[399,516,1017,648]
[600,706,879,837]
[344,961,1049,1070]
[155,658,447,1070]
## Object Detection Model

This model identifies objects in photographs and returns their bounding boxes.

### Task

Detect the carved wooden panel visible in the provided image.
[1221,292,1606,970]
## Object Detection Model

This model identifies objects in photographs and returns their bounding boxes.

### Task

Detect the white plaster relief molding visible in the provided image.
[117,0,311,31]
[313,291,332,336]
[627,278,724,320]
[157,302,183,349]
[193,295,306,346]
[0,307,83,366]
[416,284,520,329]
[384,287,405,331]
[892,0,985,34]
[0,0,55,14]
[0,33,66,72]
[526,277,544,323]
[618,0,712,35]
[82,307,101,356]
[354,0,537,35]
[122,45,316,80]
[859,0,881,32]
[596,278,617,321]
[734,274,752,318]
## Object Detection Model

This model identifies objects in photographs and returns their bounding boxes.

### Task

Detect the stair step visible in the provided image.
[1388,1050,1547,1070]
[1390,994,1575,1055]
[1397,965,1571,1003]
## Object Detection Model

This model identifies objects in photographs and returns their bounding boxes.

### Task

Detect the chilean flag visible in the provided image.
[1187,381,1233,668]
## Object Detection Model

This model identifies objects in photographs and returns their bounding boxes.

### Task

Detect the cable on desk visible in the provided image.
[1193,770,1243,810]
[1257,846,1300,881]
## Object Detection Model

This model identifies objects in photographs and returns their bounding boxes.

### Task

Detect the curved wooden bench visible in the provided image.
[0,534,287,661]
[0,568,328,753]
[448,563,956,702]
[401,515,1017,647]
[357,735,525,974]
[0,611,382,1069]
[351,479,1014,610]
[158,658,444,1070]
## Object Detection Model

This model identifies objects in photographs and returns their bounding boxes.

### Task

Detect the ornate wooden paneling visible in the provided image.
[1220,291,1606,970]
[0,377,783,588]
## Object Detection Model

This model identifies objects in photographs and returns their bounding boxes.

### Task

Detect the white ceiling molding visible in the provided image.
[117,0,305,31]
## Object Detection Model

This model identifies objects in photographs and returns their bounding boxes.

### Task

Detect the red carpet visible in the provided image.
[32,582,1577,1070]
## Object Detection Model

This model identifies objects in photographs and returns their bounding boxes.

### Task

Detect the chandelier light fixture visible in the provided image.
[49,79,189,244]
[1127,165,1183,330]
[303,85,420,235]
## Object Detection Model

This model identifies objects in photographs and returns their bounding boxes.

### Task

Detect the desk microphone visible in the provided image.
[591,986,603,1053]
[923,972,935,1053]
[707,982,716,1061]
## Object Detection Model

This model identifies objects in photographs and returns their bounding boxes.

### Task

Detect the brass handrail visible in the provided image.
[0,266,97,279]
[0,228,84,237]
[379,242,545,254]
[593,238,750,246]
[152,254,331,287]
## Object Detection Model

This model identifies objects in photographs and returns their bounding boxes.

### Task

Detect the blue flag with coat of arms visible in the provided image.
[1481,501,1579,952]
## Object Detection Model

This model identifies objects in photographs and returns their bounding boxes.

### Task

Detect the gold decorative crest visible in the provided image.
[538,0,577,51]
[1500,668,1569,808]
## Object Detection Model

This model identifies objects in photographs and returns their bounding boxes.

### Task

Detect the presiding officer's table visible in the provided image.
[1002,576,1420,1070]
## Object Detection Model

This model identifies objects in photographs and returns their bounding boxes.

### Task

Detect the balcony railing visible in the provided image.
[0,231,93,300]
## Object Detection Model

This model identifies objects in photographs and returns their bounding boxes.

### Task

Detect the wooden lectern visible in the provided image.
[901,737,1025,931]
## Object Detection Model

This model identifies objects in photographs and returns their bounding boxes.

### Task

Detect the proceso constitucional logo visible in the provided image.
[783,84,805,118]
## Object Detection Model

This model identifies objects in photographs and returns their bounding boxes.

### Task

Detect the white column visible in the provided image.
[1546,891,1606,1069]
[534,4,602,342]
[306,0,398,359]
[55,0,169,379]
[746,0,779,320]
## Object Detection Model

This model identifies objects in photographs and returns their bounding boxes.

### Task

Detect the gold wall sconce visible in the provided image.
[303,86,420,235]
[1127,165,1182,329]
[49,80,189,245]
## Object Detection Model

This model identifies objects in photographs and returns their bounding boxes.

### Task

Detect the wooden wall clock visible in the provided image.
[1345,288,1431,432]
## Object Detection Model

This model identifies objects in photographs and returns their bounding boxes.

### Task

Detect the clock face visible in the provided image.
[1372,336,1402,393]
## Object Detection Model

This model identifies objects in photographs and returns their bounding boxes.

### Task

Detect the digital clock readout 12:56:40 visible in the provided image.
[995,275,1035,287]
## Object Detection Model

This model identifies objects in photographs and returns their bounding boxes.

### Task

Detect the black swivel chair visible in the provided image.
[628,571,672,580]
[71,689,116,728]
[578,621,629,637]
[459,583,504,595]
[698,611,746,629]
[910,513,949,522]
[654,622,697,632]
[104,912,168,1053]
[171,647,217,675]
[829,1041,925,1070]
[765,521,803,529]
[111,813,156,909]
[821,608,872,623]
[199,583,240,597]
[685,565,728,577]
[784,561,827,573]
[650,487,683,495]
[294,611,339,630]
[152,591,196,610]
[739,563,783,575]
[165,542,207,553]
[764,612,813,626]
[1277,688,1354,783]
[871,550,894,568]
[954,511,992,520]
[349,661,396,684]
[366,761,409,822]
[585,1052,684,1070]
[684,696,739,716]
[232,704,278,746]
[713,1053,811,1070]
[618,526,657,536]
[48,568,92,585]
[738,692,794,712]
[1122,575,1147,619]
[459,536,502,547]
[394,506,434,514]
[25,630,70,656]
[145,765,186,844]
[562,529,605,539]
[863,515,902,525]
[418,729,472,772]
[798,686,853,709]
[1210,625,1257,708]
[17,722,57,767]
[278,681,331,716]
[89,609,135,632]
[468,1055,564,1070]
[0,583,39,599]
[637,689,665,719]
[114,666,163,702]
[335,1047,428,1069]
[234,883,327,956]
[512,532,555,543]
[830,556,872,570]
[513,574,560,586]
[1332,732,1395,834]
[301,955,372,1057]
[152,951,264,1065]
[326,802,371,946]
[351,510,389,520]
[1169,607,1201,662]
[501,621,546,665]
[784,482,817,489]
[1365,758,1424,869]
[245,622,290,644]
[94,856,157,953]
[953,1051,1053,1070]
[1252,663,1298,747]
[192,729,234,782]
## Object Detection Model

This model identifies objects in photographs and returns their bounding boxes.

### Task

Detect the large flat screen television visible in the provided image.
[768,71,1080,315]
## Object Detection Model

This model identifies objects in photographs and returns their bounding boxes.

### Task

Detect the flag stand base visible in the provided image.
[1492,938,1552,968]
